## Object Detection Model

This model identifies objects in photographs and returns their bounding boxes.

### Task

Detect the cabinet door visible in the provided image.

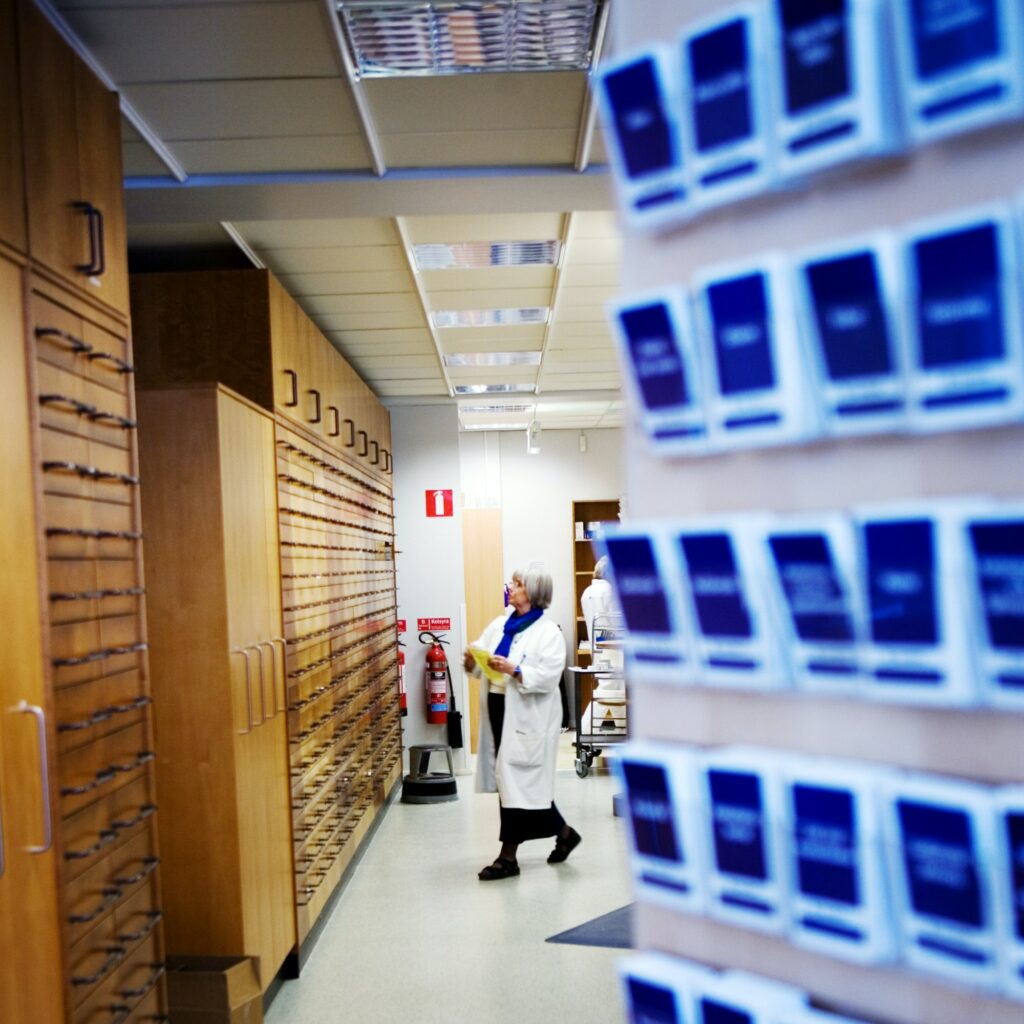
[0,0,26,253]
[74,59,130,318]
[0,255,66,1023]
[219,393,295,989]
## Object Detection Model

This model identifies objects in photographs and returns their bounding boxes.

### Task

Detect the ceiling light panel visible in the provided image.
[443,351,541,367]
[413,240,560,269]
[458,403,534,414]
[432,307,548,328]
[338,1,603,78]
[453,383,536,394]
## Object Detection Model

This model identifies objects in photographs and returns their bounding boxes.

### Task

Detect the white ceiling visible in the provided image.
[48,0,625,433]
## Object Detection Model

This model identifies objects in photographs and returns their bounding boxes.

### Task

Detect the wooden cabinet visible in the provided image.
[136,385,295,992]
[0,0,26,254]
[571,499,620,667]
[18,0,130,319]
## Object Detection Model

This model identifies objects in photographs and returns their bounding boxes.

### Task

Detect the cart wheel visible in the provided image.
[575,758,590,778]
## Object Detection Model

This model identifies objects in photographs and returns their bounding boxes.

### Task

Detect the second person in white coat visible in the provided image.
[463,566,581,880]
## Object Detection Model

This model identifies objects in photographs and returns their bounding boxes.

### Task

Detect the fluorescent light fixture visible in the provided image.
[414,240,560,270]
[453,383,536,394]
[458,403,533,414]
[526,419,542,454]
[462,422,528,431]
[433,307,549,328]
[444,350,541,367]
[337,1,603,79]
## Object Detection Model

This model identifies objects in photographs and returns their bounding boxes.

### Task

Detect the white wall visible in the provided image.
[459,427,624,658]
[391,404,468,769]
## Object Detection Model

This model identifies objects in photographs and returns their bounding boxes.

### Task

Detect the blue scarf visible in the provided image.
[495,607,543,658]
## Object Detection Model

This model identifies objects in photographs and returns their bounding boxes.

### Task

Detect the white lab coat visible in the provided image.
[580,577,617,641]
[471,611,566,809]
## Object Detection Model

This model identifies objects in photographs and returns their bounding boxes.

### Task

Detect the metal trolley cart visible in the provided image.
[567,613,627,777]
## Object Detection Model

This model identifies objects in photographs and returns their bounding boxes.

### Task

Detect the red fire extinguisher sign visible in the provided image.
[425,489,453,517]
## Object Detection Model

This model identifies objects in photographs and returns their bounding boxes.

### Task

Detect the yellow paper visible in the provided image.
[469,646,505,682]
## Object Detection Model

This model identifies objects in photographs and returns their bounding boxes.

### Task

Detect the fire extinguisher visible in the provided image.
[397,643,407,717]
[419,631,448,725]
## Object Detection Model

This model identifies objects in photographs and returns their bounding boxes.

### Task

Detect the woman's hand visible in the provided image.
[487,655,517,678]
[462,648,476,672]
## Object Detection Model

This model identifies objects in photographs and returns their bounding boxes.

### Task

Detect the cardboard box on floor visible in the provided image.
[166,955,263,1024]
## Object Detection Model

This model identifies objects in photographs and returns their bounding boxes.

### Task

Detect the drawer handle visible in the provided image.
[86,350,133,374]
[383,449,391,472]
[370,440,380,465]
[328,405,340,437]
[73,201,106,277]
[112,855,160,887]
[13,702,53,854]
[117,962,165,1000]
[64,828,118,862]
[232,648,258,733]
[108,1006,133,1024]
[53,642,148,668]
[115,909,162,943]
[46,527,143,541]
[357,430,368,457]
[106,694,152,716]
[61,765,117,798]
[89,409,137,430]
[68,886,123,925]
[284,369,298,407]
[41,460,139,486]
[343,418,355,447]
[308,389,322,424]
[38,393,98,418]
[109,750,156,775]
[50,586,145,603]
[110,803,157,833]
[35,326,92,354]
[71,945,126,987]
[58,694,149,734]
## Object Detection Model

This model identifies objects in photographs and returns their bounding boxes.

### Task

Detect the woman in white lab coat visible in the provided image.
[463,565,580,880]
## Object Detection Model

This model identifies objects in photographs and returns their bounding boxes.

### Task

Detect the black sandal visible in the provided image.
[548,827,582,864]
[478,858,520,880]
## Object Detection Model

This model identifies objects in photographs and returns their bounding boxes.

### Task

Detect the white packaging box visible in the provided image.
[670,516,791,690]
[962,506,1024,710]
[764,514,866,697]
[793,233,910,436]
[893,0,1024,144]
[619,951,714,1024]
[693,256,818,450]
[854,502,984,706]
[594,46,691,233]
[597,524,692,684]
[698,747,789,933]
[882,772,1001,989]
[903,205,1024,432]
[613,742,706,912]
[767,0,901,180]
[781,757,897,963]
[680,4,776,211]
[993,787,1024,1001]
[608,288,710,455]
[691,967,806,1023]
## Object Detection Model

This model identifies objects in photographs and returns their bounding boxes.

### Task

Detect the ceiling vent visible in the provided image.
[414,240,560,269]
[433,307,549,328]
[337,0,604,78]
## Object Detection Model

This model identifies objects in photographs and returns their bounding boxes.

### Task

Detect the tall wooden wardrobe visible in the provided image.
[0,1,168,1021]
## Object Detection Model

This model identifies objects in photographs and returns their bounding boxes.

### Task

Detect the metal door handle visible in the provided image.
[231,648,257,732]
[254,643,270,722]
[308,389,321,424]
[284,369,298,407]
[370,440,380,465]
[328,406,340,437]
[13,702,53,854]
[357,430,368,457]
[272,637,287,715]
[73,201,105,276]
[343,418,355,447]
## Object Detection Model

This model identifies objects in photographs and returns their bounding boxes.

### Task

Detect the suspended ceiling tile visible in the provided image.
[128,223,233,248]
[562,236,621,265]
[557,284,616,306]
[428,287,551,309]
[545,356,620,373]
[122,79,361,141]
[279,270,417,298]
[123,139,175,177]
[404,213,563,244]
[559,263,620,288]
[315,310,426,332]
[233,218,400,249]
[447,367,538,385]
[300,293,421,318]
[377,380,449,397]
[551,321,614,338]
[260,246,407,275]
[326,328,433,347]
[557,305,609,323]
[418,266,555,292]
[339,342,437,359]
[59,1,338,83]
[165,136,369,175]
[589,126,608,166]
[355,368,441,384]
[351,354,441,372]
[572,210,621,238]
[366,73,586,133]
[539,372,621,390]
[439,331,544,355]
[380,129,579,169]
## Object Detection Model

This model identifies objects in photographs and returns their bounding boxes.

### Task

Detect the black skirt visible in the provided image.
[488,691,566,844]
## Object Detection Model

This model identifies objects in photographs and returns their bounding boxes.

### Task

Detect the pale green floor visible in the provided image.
[266,742,631,1024]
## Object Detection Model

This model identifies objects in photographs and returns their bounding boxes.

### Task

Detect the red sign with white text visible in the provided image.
[396,619,407,633]
[417,617,451,632]
[425,489,454,517]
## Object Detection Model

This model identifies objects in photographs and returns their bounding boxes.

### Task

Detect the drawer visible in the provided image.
[59,720,153,818]
[48,559,143,626]
[50,612,142,663]
[32,290,131,393]
[55,668,150,753]
[73,981,166,1024]
[41,427,137,504]
[44,491,138,535]
[68,912,121,1007]
[65,829,158,948]
[36,358,135,449]
[61,774,156,883]
[72,930,163,1024]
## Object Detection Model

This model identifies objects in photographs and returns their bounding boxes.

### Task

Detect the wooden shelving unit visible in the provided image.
[571,498,621,667]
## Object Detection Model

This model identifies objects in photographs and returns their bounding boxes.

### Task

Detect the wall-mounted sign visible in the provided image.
[426,489,454,517]
[396,619,407,633]
[417,617,451,632]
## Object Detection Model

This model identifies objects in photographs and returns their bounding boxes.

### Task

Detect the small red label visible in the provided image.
[396,619,407,633]
[417,617,451,632]
[425,489,454,517]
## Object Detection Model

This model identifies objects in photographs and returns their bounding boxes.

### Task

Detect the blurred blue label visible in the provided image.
[911,0,1000,79]
[793,782,860,905]
[707,273,776,396]
[769,533,857,642]
[604,58,675,180]
[709,769,768,881]
[779,0,851,114]
[689,17,754,151]
[864,520,938,646]
[627,978,679,1024]
[623,761,682,863]
[968,520,1024,651]
[621,302,691,410]
[680,533,753,640]
[605,536,673,635]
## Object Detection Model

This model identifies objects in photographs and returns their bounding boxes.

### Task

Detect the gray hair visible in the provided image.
[593,555,609,580]
[513,565,553,609]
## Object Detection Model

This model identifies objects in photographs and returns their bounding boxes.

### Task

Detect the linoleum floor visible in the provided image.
[266,752,631,1024]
